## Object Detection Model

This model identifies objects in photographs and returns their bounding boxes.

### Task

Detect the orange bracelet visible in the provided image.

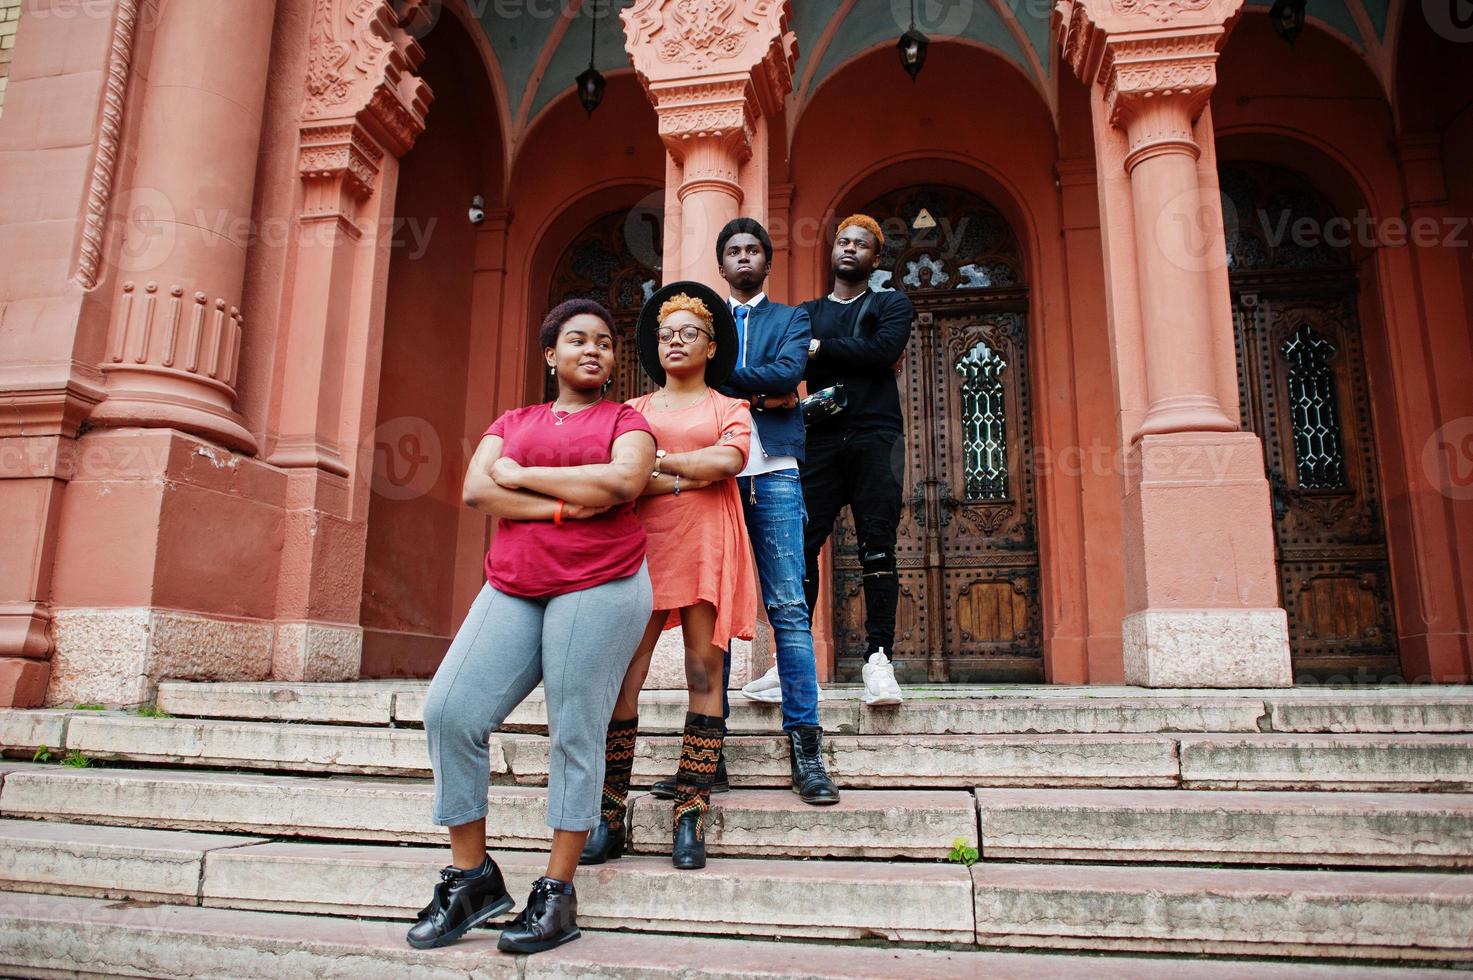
[554,499,566,526]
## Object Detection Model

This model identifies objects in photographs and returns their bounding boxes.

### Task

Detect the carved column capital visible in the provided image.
[1055,0,1238,165]
[299,0,434,175]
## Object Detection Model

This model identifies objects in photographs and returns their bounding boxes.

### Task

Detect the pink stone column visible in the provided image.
[1056,0,1292,687]
[87,0,280,451]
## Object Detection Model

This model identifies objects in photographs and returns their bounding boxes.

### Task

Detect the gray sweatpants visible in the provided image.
[423,565,652,831]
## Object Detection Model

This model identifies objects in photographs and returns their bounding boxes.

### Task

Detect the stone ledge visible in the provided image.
[977,787,1473,867]
[3,891,1412,980]
[202,843,976,942]
[0,818,263,904]
[0,708,66,752]
[627,788,976,859]
[0,766,978,859]
[973,862,1473,959]
[1178,734,1473,790]
[156,681,402,726]
[1266,695,1473,733]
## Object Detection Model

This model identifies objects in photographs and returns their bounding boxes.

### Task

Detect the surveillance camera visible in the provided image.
[468,194,486,226]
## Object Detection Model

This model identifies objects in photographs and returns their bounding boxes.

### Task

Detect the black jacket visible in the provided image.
[801,289,914,434]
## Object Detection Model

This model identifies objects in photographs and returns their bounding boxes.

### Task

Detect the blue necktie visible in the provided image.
[734,304,749,367]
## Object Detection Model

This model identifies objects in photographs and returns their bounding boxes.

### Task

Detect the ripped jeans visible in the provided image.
[737,469,821,730]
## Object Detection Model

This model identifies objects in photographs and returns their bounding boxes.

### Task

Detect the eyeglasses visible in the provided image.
[656,325,713,345]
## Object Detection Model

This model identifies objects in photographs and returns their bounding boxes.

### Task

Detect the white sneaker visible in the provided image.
[740,665,825,703]
[861,650,903,706]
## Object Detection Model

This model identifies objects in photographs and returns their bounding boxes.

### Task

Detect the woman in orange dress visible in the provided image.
[580,281,757,871]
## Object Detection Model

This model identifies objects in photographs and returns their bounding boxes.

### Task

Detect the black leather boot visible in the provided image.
[496,877,581,954]
[579,816,625,864]
[788,726,840,805]
[581,716,637,865]
[672,808,705,869]
[405,857,514,949]
[650,751,728,799]
[669,710,723,870]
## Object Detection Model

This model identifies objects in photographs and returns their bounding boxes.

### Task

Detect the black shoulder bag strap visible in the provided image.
[848,290,877,339]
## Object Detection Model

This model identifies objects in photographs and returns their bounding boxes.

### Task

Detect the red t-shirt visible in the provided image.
[482,400,652,598]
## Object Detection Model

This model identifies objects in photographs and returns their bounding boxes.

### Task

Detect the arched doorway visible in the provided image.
[543,209,661,403]
[831,185,1041,684]
[1222,161,1400,681]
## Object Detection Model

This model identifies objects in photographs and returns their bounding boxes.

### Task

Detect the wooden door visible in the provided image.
[830,186,1042,683]
[1224,163,1399,680]
[546,209,660,403]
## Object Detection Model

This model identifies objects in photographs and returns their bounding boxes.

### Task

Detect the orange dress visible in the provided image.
[626,389,758,652]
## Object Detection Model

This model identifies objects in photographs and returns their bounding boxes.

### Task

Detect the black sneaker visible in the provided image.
[650,752,729,799]
[405,857,514,949]
[496,877,581,954]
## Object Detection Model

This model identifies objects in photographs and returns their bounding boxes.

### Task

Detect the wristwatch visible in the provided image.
[808,339,820,356]
[652,448,667,478]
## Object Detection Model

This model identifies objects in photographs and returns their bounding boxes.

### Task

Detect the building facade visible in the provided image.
[0,0,1470,708]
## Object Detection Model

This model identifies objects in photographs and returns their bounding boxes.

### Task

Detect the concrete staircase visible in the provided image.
[1,681,1471,977]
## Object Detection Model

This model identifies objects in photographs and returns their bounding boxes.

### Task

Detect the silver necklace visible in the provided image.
[827,289,867,304]
[550,399,597,425]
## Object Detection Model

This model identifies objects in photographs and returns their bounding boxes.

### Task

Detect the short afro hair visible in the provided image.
[716,217,773,264]
[835,213,884,249]
[657,292,714,328]
[539,298,615,350]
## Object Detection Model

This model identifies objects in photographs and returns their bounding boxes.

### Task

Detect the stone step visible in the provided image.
[977,787,1473,867]
[150,681,1473,734]
[0,764,976,860]
[0,819,264,904]
[4,892,1432,980]
[974,862,1473,960]
[199,841,977,943]
[54,714,1183,787]
[1179,733,1473,790]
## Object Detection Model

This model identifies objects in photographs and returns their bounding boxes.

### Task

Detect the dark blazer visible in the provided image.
[718,296,811,463]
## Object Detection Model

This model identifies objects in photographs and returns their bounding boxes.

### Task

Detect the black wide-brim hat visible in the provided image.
[636,280,738,388]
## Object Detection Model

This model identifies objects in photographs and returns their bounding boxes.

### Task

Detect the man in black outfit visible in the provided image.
[801,214,913,706]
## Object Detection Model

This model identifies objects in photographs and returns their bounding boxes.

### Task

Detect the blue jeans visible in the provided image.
[732,469,822,730]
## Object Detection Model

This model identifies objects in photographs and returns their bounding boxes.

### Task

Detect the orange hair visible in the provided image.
[835,213,884,248]
[657,292,714,327]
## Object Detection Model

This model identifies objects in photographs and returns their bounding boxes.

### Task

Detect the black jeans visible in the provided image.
[801,427,903,654]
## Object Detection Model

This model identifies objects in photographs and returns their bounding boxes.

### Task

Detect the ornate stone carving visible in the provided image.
[76,0,140,289]
[1112,0,1211,22]
[300,0,432,162]
[624,0,794,73]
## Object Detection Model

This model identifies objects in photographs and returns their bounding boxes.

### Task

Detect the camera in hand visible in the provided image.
[800,383,847,422]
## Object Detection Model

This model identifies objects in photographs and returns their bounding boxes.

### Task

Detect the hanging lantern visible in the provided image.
[575,5,605,115]
[1269,0,1307,45]
[577,65,606,116]
[897,25,929,81]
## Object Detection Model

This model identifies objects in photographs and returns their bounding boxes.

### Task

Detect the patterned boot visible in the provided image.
[671,711,724,870]
[580,716,637,865]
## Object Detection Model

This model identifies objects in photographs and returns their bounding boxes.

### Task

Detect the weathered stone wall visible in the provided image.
[0,0,20,116]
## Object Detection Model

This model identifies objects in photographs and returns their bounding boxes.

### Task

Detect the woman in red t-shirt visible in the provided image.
[407,299,656,957]
[579,281,757,873]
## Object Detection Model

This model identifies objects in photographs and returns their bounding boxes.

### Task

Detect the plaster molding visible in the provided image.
[76,0,141,290]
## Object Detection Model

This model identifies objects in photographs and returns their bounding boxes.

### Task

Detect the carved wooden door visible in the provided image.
[1223,163,1399,680]
[546,209,661,403]
[1233,286,1399,679]
[831,186,1041,683]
